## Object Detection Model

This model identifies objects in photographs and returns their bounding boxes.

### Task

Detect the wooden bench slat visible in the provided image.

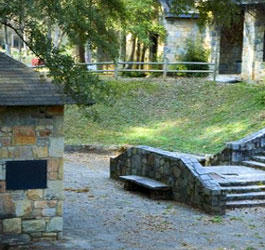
[120,175,171,190]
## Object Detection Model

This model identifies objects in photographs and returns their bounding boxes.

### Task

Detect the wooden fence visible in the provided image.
[32,60,218,81]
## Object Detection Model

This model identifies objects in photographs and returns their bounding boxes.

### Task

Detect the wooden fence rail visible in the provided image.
[32,60,218,81]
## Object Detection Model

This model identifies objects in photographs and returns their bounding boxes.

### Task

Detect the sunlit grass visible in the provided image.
[65,78,265,155]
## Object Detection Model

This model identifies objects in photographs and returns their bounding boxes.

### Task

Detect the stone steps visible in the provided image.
[252,155,265,163]
[227,192,265,201]
[221,185,265,193]
[226,200,265,209]
[223,154,265,209]
[242,160,265,171]
[219,179,265,187]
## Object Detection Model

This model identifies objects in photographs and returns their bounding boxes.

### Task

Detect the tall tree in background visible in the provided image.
[0,0,125,104]
[121,0,166,68]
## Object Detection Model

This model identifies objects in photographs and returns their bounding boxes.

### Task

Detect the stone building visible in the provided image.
[159,0,265,82]
[0,53,71,245]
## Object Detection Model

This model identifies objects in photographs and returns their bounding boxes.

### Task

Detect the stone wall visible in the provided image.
[110,146,226,215]
[0,106,64,244]
[163,17,211,62]
[208,128,265,165]
[241,8,265,82]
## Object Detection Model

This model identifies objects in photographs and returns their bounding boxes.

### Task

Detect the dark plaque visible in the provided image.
[6,160,47,190]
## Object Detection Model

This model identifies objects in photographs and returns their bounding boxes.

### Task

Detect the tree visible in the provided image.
[0,0,125,105]
[121,0,166,68]
[170,0,265,28]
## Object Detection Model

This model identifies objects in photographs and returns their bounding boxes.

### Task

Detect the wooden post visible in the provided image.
[163,58,168,80]
[114,60,119,80]
[213,50,218,82]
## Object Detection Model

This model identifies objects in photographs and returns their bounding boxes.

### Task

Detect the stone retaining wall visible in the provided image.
[110,146,226,215]
[208,128,265,165]
[0,106,64,245]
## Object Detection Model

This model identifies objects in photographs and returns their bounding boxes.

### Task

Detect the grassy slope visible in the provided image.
[65,78,265,155]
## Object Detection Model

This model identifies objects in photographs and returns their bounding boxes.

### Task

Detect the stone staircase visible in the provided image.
[218,152,265,209]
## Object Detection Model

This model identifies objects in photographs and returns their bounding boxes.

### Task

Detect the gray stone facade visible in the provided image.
[161,4,265,81]
[0,106,64,244]
[110,146,226,215]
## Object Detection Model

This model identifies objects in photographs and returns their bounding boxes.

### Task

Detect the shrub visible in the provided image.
[179,37,210,77]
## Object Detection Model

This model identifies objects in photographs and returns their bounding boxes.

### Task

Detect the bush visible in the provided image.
[179,37,210,77]
[168,64,188,77]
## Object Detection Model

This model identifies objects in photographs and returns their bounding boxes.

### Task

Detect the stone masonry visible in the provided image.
[110,146,226,215]
[0,106,64,243]
[208,127,265,166]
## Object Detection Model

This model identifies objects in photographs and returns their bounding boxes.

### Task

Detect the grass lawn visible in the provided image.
[64,78,265,155]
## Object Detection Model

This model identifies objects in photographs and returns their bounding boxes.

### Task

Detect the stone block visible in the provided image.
[0,194,15,218]
[49,138,64,157]
[44,181,64,200]
[0,234,31,246]
[0,148,8,158]
[22,219,46,233]
[42,208,56,217]
[0,137,11,147]
[13,126,36,146]
[27,190,43,201]
[11,146,33,159]
[46,217,63,232]
[0,163,5,181]
[3,218,21,233]
[56,201,63,216]
[0,181,6,192]
[34,200,57,209]
[39,129,52,137]
[15,200,33,217]
[54,116,64,136]
[33,146,48,158]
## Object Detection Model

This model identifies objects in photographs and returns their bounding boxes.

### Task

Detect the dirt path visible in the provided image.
[16,152,265,250]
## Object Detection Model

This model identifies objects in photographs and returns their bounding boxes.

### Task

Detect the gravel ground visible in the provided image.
[13,152,265,250]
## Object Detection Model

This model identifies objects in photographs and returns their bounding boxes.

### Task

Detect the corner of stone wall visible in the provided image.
[110,146,226,215]
[207,128,265,165]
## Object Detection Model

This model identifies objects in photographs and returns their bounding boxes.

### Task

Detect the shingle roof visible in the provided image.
[0,53,74,106]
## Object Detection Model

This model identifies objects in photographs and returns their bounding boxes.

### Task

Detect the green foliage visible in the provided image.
[123,0,166,46]
[168,64,187,77]
[0,0,125,105]
[209,216,223,224]
[170,0,242,28]
[65,79,265,155]
[178,37,210,77]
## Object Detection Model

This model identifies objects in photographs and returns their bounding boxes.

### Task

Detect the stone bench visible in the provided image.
[119,175,172,200]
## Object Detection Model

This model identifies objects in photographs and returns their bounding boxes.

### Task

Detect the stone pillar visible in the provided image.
[210,26,221,76]
[242,9,265,82]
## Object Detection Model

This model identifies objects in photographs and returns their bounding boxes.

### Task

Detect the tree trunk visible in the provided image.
[85,42,92,63]
[75,43,86,63]
[141,45,147,70]
[136,40,141,69]
[54,24,60,48]
[119,30,126,68]
[127,36,136,69]
[4,25,11,55]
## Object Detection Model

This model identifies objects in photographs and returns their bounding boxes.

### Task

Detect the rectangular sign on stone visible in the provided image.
[6,160,47,190]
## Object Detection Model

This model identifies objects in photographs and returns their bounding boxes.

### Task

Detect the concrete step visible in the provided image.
[227,192,265,201]
[242,160,265,171]
[221,185,265,193]
[226,200,265,209]
[219,179,265,187]
[252,155,265,163]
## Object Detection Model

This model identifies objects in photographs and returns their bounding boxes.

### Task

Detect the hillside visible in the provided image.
[65,78,265,155]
